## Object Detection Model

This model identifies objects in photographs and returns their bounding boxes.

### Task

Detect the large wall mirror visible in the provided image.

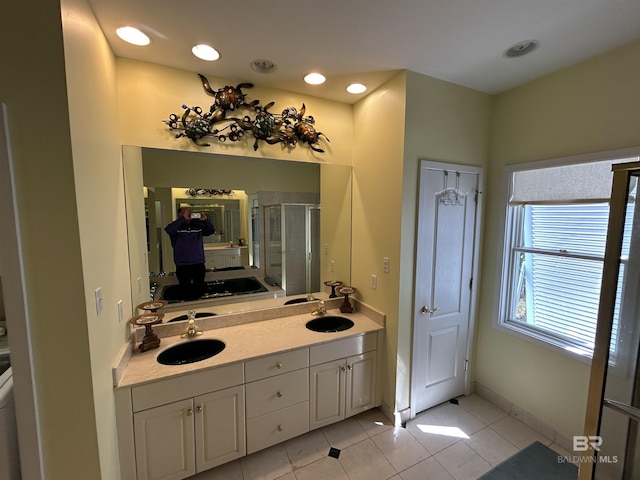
[123,146,352,318]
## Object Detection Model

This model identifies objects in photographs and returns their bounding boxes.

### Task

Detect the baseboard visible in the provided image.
[378,401,412,426]
[474,382,574,452]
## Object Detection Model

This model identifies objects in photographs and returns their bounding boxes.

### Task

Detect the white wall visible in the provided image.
[478,39,640,439]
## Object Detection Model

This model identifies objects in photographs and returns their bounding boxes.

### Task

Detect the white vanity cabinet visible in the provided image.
[133,386,245,480]
[244,348,310,454]
[309,332,378,430]
[133,398,195,480]
[117,363,245,480]
[204,247,248,269]
[115,328,381,480]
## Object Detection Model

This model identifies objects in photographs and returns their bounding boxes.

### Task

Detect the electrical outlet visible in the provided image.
[383,257,390,273]
[331,260,335,272]
[371,274,377,290]
[94,287,103,316]
[117,300,124,322]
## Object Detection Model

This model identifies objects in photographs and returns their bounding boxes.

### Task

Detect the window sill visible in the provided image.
[494,320,593,366]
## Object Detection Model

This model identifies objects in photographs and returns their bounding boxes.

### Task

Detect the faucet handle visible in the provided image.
[311,300,327,315]
[182,310,203,337]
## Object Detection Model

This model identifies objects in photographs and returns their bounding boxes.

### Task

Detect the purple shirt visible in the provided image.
[164,217,215,266]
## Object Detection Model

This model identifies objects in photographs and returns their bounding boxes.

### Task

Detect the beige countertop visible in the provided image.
[116,307,384,389]
[203,244,247,251]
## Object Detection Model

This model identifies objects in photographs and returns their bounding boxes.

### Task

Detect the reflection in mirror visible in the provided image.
[123,146,352,318]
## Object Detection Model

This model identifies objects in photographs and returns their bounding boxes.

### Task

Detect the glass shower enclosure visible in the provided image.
[264,203,320,296]
[581,161,640,480]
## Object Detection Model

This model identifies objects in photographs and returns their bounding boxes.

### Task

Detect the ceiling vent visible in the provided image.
[250,59,276,73]
[504,40,539,58]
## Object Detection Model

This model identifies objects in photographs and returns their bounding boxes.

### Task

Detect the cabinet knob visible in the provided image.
[347,365,353,371]
[341,366,347,372]
[276,391,283,398]
[275,362,283,369]
[196,405,203,413]
[277,425,284,432]
[186,409,193,416]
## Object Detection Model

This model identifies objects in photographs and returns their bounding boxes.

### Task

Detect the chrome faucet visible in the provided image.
[311,300,327,316]
[182,310,203,338]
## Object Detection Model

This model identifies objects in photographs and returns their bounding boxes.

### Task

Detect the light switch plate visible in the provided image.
[117,300,124,322]
[383,257,390,273]
[94,287,103,316]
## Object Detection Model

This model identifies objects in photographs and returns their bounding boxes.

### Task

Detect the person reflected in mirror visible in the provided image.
[165,206,215,300]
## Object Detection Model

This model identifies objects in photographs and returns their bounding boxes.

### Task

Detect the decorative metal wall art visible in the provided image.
[164,74,330,152]
[185,188,233,197]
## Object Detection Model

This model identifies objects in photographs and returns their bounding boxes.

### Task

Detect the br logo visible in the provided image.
[573,435,603,452]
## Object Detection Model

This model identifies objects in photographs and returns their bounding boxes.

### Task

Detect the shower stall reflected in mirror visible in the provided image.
[264,203,320,296]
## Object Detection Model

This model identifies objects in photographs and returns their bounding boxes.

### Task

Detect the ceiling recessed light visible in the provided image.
[304,73,326,85]
[504,40,539,58]
[192,44,220,61]
[346,83,367,94]
[115,26,150,46]
[251,59,276,73]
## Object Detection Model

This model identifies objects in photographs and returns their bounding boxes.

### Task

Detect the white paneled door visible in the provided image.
[412,161,482,415]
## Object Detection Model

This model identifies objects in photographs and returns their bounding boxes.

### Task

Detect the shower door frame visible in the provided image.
[581,160,640,480]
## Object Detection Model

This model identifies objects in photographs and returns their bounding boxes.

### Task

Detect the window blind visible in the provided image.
[510,158,638,205]
[515,203,631,351]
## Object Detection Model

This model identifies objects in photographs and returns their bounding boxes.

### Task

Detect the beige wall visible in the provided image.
[0,0,103,478]
[352,72,408,412]
[116,59,353,166]
[398,72,491,411]
[351,70,492,415]
[62,0,131,476]
[478,39,640,439]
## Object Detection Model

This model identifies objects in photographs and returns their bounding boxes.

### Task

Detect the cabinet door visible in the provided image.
[309,360,345,430]
[346,351,377,418]
[134,399,196,480]
[194,386,246,472]
[204,251,217,269]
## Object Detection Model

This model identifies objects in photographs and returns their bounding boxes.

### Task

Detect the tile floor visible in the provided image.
[189,394,570,480]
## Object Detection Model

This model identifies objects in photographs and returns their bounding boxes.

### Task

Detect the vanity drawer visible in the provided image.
[245,369,309,419]
[246,401,309,454]
[309,332,377,366]
[131,363,244,412]
[245,348,308,382]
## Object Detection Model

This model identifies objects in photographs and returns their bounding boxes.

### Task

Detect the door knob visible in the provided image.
[421,306,439,315]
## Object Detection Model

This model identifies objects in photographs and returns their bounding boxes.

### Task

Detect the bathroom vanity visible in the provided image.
[113,302,384,480]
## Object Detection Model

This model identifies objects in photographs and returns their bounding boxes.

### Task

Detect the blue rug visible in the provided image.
[478,441,578,480]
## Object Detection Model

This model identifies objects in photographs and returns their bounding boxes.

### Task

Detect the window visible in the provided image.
[499,158,638,358]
